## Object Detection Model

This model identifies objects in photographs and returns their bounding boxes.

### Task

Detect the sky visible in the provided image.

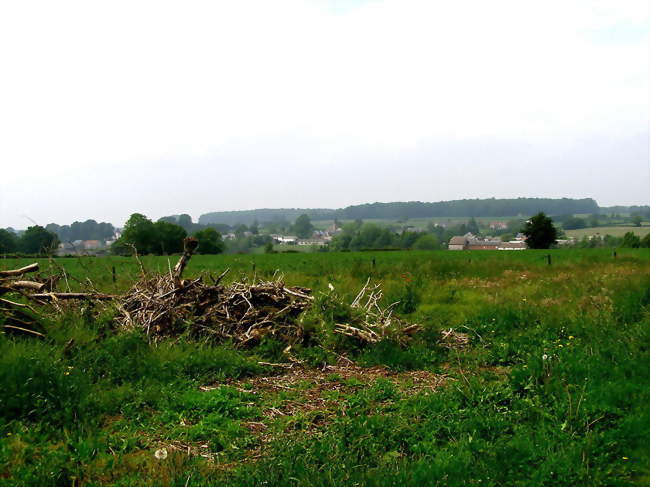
[0,0,648,229]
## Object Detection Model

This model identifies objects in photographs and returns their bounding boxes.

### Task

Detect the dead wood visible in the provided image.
[117,272,311,344]
[28,292,115,301]
[8,280,47,292]
[332,279,421,344]
[3,325,45,337]
[173,237,199,287]
[438,328,470,350]
[1,262,115,337]
[0,263,39,277]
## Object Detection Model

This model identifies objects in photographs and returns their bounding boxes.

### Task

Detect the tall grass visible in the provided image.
[0,249,648,485]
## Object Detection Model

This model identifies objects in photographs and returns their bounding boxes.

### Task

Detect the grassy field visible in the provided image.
[564,225,650,239]
[1,249,649,486]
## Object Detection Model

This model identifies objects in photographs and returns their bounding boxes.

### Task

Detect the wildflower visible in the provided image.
[623,457,629,460]
[154,448,168,460]
[328,283,334,291]
[568,336,574,340]
[542,354,548,360]
[64,371,70,376]
[558,344,564,348]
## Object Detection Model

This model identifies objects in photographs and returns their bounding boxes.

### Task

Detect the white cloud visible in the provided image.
[0,0,648,227]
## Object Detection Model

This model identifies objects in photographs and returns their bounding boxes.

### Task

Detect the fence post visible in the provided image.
[547,254,552,266]
[112,266,116,283]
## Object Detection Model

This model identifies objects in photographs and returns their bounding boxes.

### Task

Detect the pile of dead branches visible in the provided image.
[117,238,313,344]
[0,263,112,337]
[333,279,421,344]
[2,240,420,348]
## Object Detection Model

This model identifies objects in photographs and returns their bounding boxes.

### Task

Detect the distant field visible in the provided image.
[565,224,650,239]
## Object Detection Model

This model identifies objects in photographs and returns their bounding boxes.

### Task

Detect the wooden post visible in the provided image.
[112,266,116,283]
[613,251,617,258]
[372,258,376,269]
[547,254,552,265]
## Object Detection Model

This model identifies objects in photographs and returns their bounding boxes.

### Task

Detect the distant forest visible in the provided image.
[199,198,602,225]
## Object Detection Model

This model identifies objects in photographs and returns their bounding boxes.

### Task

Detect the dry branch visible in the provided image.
[116,248,312,344]
[8,280,47,292]
[1,262,115,337]
[333,280,421,344]
[0,263,39,277]
[28,292,115,301]
[173,237,199,287]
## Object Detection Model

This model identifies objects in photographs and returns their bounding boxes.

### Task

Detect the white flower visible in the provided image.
[328,283,335,291]
[154,448,168,460]
[542,354,548,360]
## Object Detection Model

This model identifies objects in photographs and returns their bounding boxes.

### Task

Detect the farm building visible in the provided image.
[448,236,469,250]
[448,234,527,251]
[496,241,526,250]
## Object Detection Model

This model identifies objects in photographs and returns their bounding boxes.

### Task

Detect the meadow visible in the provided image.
[1,249,649,486]
[564,225,650,239]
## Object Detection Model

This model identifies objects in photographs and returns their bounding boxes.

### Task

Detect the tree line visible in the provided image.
[0,226,60,254]
[199,198,600,225]
[45,220,116,242]
[111,214,225,255]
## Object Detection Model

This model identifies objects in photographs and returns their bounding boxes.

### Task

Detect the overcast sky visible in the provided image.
[1,0,648,229]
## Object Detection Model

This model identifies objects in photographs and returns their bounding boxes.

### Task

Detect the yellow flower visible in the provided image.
[623,457,629,460]
[569,336,574,339]
[558,344,564,348]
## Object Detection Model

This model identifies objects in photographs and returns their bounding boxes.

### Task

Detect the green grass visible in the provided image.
[1,249,649,485]
[565,225,650,239]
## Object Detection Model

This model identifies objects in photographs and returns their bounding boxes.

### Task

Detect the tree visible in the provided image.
[400,231,421,249]
[234,224,248,239]
[630,215,642,227]
[120,213,156,253]
[0,229,18,253]
[621,232,640,248]
[413,234,439,250]
[562,216,586,230]
[640,233,650,248]
[193,228,225,254]
[151,221,187,254]
[467,217,479,235]
[19,226,59,254]
[177,214,194,232]
[522,213,558,249]
[293,214,314,239]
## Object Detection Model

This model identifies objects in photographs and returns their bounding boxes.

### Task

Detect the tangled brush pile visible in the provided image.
[117,240,313,345]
